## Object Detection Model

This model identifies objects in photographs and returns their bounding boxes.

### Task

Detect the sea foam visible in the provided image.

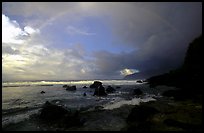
[103,97,156,110]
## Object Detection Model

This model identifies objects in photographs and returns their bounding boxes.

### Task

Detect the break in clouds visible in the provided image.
[2,2,202,81]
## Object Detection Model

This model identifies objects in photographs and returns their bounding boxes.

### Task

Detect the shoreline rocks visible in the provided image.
[93,85,107,96]
[66,86,77,91]
[90,81,102,88]
[41,91,45,94]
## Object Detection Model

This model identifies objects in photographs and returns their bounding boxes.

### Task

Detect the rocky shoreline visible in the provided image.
[3,84,202,131]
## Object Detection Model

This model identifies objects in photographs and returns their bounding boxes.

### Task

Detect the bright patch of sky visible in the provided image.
[120,68,140,76]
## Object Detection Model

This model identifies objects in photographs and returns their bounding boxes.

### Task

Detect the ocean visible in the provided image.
[2,80,159,130]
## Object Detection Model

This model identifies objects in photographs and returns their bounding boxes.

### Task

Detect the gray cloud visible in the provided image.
[2,45,20,55]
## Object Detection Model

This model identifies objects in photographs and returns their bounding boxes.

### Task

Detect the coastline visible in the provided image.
[3,84,202,131]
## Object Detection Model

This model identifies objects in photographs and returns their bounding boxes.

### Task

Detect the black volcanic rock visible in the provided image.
[63,85,68,88]
[41,91,45,94]
[39,101,69,120]
[93,85,107,96]
[39,101,84,127]
[90,81,102,88]
[136,80,143,83]
[66,86,76,91]
[106,86,116,93]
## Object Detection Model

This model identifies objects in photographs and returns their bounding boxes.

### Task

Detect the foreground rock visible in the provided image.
[40,101,69,120]
[93,85,107,96]
[39,101,84,128]
[66,86,77,91]
[106,86,116,93]
[123,98,202,131]
[90,81,102,88]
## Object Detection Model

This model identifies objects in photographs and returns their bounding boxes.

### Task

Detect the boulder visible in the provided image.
[66,86,76,91]
[41,91,45,94]
[39,101,69,120]
[106,86,116,93]
[39,101,85,127]
[83,86,87,88]
[93,85,107,96]
[136,80,143,83]
[133,89,143,96]
[90,81,102,88]
[63,85,68,88]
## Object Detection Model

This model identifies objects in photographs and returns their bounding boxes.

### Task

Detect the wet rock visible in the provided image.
[136,80,143,83]
[90,81,102,88]
[93,85,107,96]
[116,86,121,89]
[39,101,69,120]
[39,101,84,128]
[41,91,45,94]
[133,89,143,96]
[66,86,76,91]
[62,85,68,88]
[83,92,86,96]
[83,86,87,88]
[106,86,116,93]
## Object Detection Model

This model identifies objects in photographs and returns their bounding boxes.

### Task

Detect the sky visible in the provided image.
[2,2,202,81]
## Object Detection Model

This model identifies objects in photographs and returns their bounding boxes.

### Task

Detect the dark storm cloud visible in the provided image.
[93,2,202,78]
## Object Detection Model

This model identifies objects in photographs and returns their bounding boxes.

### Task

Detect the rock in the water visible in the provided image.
[63,85,68,88]
[83,86,87,88]
[116,86,121,89]
[136,80,143,83]
[90,81,102,88]
[93,85,107,96]
[83,92,86,96]
[133,89,143,95]
[106,86,116,93]
[41,91,45,94]
[66,85,76,91]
